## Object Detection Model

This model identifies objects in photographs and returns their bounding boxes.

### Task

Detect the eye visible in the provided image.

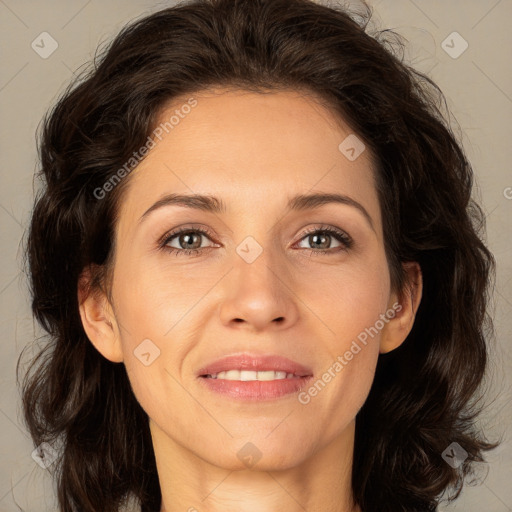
[295,226,353,254]
[160,227,218,256]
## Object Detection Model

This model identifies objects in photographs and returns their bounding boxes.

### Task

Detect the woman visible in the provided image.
[18,0,497,511]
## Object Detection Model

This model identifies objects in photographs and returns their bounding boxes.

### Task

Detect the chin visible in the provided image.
[205,436,314,472]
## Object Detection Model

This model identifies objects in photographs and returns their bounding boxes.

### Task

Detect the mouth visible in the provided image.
[197,353,313,400]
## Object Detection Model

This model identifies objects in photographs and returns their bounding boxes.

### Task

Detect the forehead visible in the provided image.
[117,88,381,231]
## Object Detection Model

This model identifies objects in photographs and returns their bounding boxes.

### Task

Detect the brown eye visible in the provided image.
[296,227,352,252]
[160,227,218,256]
[168,232,204,250]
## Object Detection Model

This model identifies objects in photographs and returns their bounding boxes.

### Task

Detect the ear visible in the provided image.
[379,261,423,354]
[77,266,124,363]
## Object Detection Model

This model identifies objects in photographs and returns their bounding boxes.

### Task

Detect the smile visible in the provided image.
[197,353,313,400]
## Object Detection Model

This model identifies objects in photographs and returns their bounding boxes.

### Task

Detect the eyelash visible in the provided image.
[159,225,353,257]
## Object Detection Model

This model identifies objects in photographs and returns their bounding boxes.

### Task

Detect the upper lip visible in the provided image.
[197,353,313,377]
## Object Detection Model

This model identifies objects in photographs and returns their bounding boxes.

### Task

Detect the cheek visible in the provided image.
[294,252,390,429]
[297,248,391,345]
[113,253,212,340]
[110,258,217,406]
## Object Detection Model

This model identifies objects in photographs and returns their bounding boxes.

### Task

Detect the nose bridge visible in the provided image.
[234,239,285,306]
[218,239,299,330]
[233,228,279,283]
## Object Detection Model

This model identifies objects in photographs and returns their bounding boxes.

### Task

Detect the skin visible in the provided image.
[79,88,422,512]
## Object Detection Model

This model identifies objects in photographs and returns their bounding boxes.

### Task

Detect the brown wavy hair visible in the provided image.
[18,0,497,511]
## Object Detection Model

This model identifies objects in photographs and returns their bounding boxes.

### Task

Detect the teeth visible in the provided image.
[208,370,296,381]
[254,371,275,381]
[240,370,258,381]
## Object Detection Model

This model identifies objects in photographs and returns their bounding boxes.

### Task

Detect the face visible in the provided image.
[90,88,406,471]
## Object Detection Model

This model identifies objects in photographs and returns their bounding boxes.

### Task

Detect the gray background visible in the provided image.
[0,0,511,510]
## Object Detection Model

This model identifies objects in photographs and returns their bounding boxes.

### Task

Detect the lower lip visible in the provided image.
[199,376,313,400]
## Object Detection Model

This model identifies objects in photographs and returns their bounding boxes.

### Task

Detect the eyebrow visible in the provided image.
[139,192,374,231]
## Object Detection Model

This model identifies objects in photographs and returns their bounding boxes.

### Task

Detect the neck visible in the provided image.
[151,419,361,512]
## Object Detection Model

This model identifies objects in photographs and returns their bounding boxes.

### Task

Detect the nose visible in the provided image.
[218,251,300,332]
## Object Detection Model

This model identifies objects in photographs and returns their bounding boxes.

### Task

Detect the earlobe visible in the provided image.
[379,261,423,354]
[77,267,124,363]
